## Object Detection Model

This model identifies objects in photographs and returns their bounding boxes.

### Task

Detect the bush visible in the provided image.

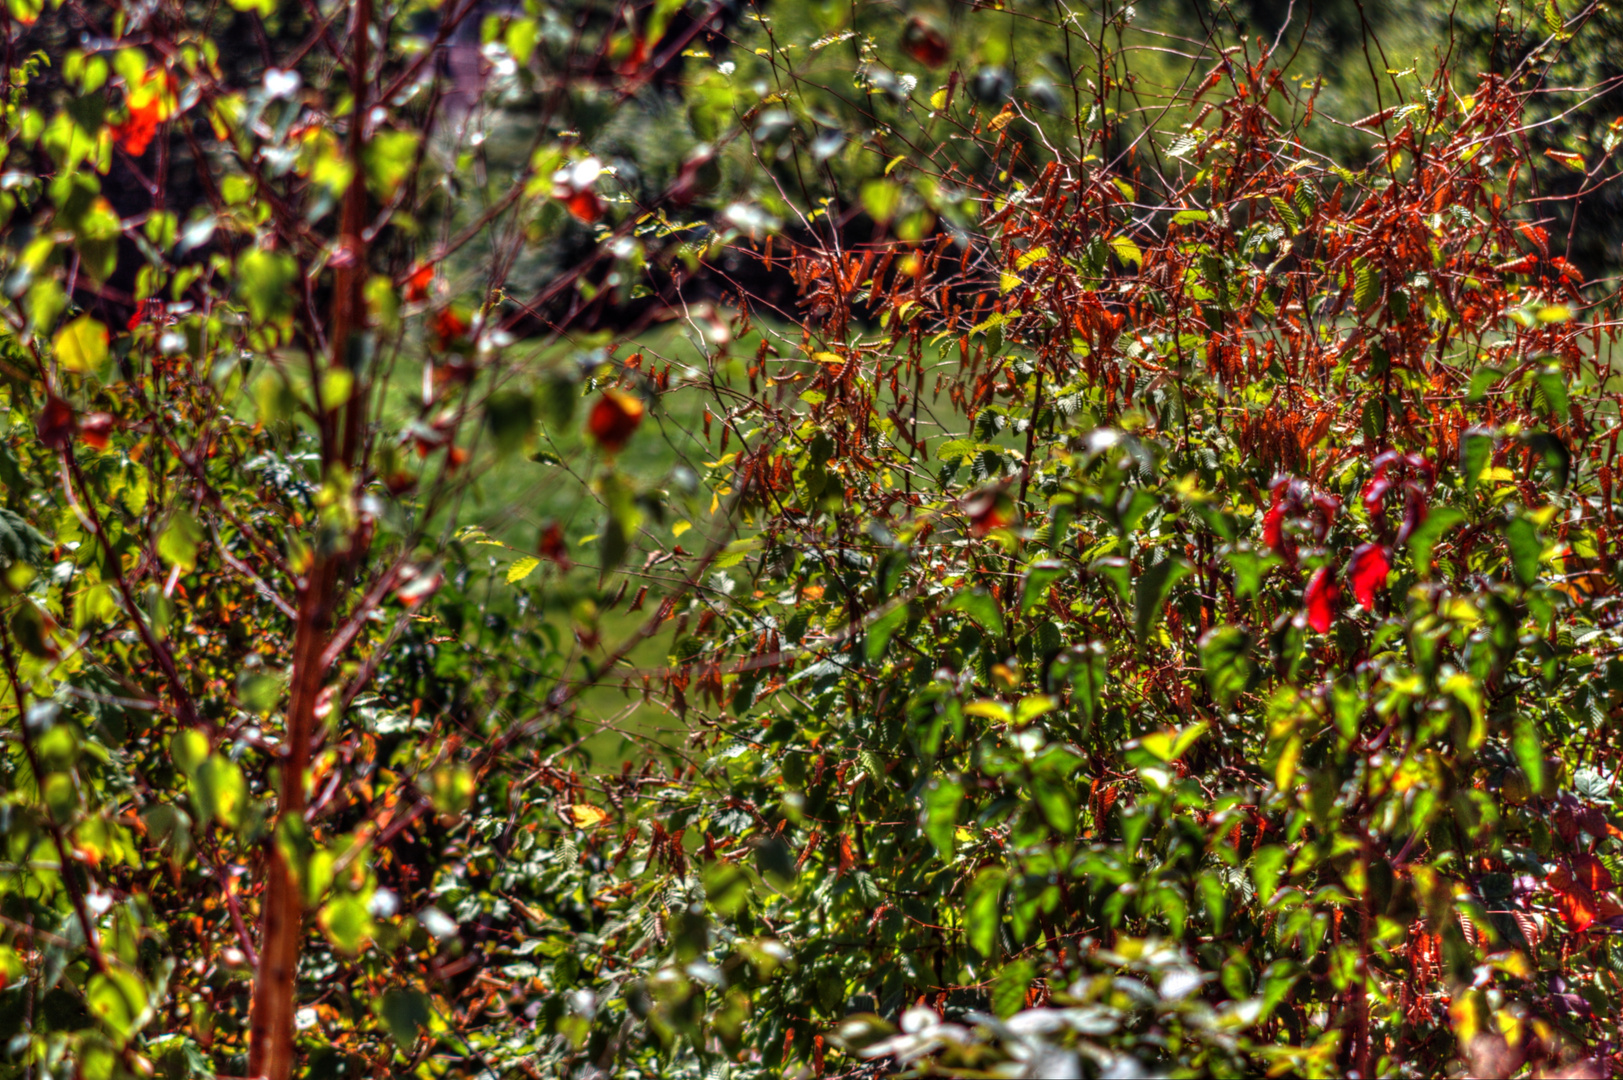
[0,2,1620,1078]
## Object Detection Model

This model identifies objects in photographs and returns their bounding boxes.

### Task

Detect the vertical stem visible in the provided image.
[246,558,338,1080]
[248,1,370,1076]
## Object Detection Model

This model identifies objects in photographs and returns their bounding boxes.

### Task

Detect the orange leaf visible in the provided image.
[837,833,856,877]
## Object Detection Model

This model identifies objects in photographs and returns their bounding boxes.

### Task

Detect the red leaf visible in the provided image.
[1397,488,1428,545]
[1573,852,1614,893]
[565,189,604,224]
[1262,505,1286,554]
[962,488,1012,537]
[1361,477,1392,517]
[902,18,950,67]
[587,390,645,451]
[430,307,469,349]
[114,98,163,156]
[36,397,75,450]
[1550,256,1584,283]
[1304,567,1338,632]
[1310,493,1340,540]
[404,263,434,303]
[78,412,114,451]
[126,298,160,331]
[539,521,571,569]
[617,35,648,76]
[1348,544,1390,610]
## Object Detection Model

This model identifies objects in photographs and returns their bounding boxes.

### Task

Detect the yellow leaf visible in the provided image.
[673,520,691,537]
[987,105,1016,132]
[1274,735,1302,790]
[999,272,1021,294]
[568,804,609,828]
[930,88,948,111]
[54,316,109,373]
[507,556,540,584]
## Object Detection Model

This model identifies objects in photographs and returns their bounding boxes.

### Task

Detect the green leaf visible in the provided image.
[1460,427,1494,492]
[506,16,539,65]
[1512,715,1546,796]
[88,969,151,1039]
[237,249,299,325]
[865,601,909,661]
[1251,845,1289,903]
[1534,368,1569,419]
[320,893,376,955]
[319,368,354,410]
[0,509,47,568]
[1466,365,1505,404]
[170,729,209,776]
[238,670,285,715]
[1522,431,1571,489]
[1032,778,1075,831]
[861,180,901,224]
[363,131,421,199]
[920,777,963,861]
[947,588,1004,638]
[1353,258,1379,309]
[158,510,204,573]
[485,389,536,457]
[1019,560,1066,614]
[1108,235,1143,269]
[1199,625,1254,709]
[196,754,247,829]
[1407,505,1464,578]
[1134,556,1191,647]
[1505,516,1543,586]
[992,958,1034,1018]
[703,861,753,916]
[53,315,108,374]
[966,868,1006,957]
[374,989,432,1049]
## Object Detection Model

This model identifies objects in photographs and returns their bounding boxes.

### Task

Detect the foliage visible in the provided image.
[2,0,1623,1079]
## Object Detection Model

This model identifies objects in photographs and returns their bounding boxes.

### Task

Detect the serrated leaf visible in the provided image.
[1353,258,1378,309]
[507,556,540,584]
[1108,235,1143,269]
